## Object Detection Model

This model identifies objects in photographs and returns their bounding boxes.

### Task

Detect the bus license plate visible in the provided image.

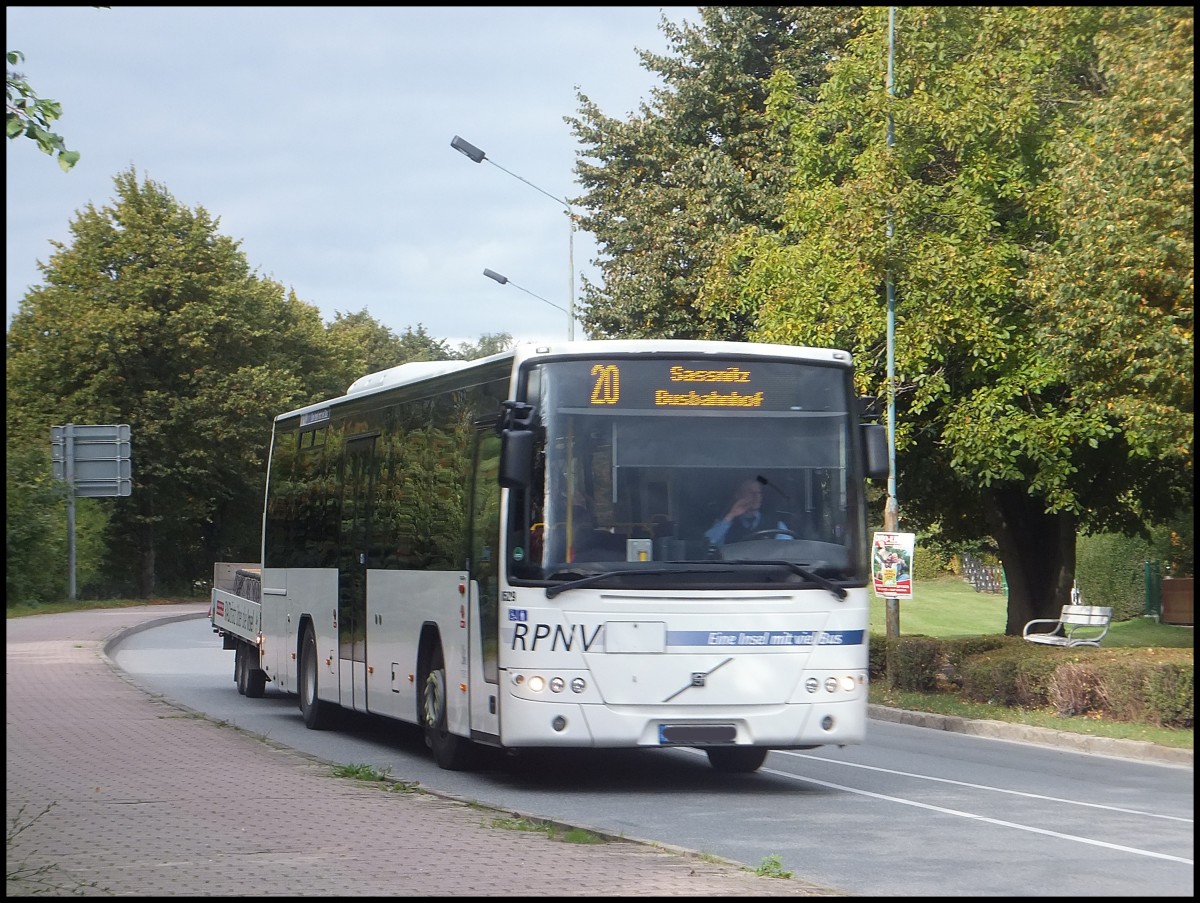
[659,724,736,745]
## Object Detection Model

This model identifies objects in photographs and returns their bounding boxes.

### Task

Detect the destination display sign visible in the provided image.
[544,358,844,414]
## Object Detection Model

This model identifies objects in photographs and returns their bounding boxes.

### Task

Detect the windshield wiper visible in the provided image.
[545,565,735,599]
[729,560,848,598]
[543,561,847,599]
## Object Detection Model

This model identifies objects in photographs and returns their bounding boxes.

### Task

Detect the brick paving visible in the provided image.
[6,605,840,897]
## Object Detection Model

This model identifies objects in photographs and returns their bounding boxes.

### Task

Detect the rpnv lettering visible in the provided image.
[510,622,602,652]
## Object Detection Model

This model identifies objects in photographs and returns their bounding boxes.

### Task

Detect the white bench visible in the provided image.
[1022,604,1113,647]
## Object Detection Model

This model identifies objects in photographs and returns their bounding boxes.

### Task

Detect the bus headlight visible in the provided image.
[549,676,565,693]
[528,675,546,693]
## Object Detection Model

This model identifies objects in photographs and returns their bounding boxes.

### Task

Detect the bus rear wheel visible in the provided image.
[421,644,476,771]
[705,746,768,773]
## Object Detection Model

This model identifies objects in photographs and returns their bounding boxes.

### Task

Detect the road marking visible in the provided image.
[779,750,1193,824]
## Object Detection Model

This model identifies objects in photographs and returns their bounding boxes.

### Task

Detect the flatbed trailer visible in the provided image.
[210,567,267,697]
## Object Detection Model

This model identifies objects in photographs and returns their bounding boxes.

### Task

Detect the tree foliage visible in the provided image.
[6,441,107,604]
[453,332,514,361]
[6,167,338,595]
[1031,8,1193,469]
[6,166,523,601]
[324,311,458,397]
[6,50,80,171]
[568,6,860,339]
[573,6,1193,632]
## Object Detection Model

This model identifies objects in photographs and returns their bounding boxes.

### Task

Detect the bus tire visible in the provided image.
[299,625,334,730]
[705,746,768,773]
[421,644,476,771]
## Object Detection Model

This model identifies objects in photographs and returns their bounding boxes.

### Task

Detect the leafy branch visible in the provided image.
[6,50,80,172]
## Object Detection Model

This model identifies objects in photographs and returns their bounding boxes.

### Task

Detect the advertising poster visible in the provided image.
[872,532,915,599]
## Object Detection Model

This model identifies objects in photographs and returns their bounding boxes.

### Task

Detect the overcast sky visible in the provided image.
[6,6,698,347]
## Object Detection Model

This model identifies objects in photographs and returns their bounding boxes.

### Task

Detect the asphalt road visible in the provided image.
[112,610,1195,897]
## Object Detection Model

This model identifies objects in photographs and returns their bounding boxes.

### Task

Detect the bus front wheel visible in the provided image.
[705,746,768,773]
[421,644,476,771]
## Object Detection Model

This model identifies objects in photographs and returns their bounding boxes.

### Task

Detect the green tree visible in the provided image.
[1031,7,1193,501]
[453,332,513,360]
[5,439,109,605]
[324,315,512,396]
[6,50,80,171]
[323,310,454,397]
[393,324,456,362]
[6,167,338,596]
[567,6,859,339]
[696,7,1192,631]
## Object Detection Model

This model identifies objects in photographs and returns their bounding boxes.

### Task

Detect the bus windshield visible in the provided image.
[509,355,868,586]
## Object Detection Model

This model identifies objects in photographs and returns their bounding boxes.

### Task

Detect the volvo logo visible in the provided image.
[663,657,733,702]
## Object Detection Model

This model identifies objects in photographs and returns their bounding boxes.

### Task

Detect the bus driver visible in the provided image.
[704,477,792,546]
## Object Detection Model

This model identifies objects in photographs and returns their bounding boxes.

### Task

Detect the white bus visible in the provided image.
[220,340,888,773]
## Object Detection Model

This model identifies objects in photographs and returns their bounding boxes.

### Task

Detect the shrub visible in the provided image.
[1099,659,1194,728]
[958,648,1059,708]
[911,545,953,581]
[1048,662,1104,716]
[1012,655,1059,708]
[1076,532,1153,620]
[868,635,888,682]
[1143,664,1194,728]
[869,627,1193,731]
[889,636,942,692]
[941,636,1013,688]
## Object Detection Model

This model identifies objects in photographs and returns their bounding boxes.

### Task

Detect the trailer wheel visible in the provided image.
[421,644,475,770]
[244,645,267,699]
[705,746,768,774]
[234,643,248,695]
[299,625,334,729]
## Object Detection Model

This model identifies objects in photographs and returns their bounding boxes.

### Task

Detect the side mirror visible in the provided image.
[863,423,889,481]
[499,429,533,489]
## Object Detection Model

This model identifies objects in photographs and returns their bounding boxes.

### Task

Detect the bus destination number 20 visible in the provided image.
[590,364,620,405]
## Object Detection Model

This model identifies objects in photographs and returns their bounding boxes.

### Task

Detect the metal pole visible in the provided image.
[567,218,575,340]
[65,424,77,601]
[884,6,900,639]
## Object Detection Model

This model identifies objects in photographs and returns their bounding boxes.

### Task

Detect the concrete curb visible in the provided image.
[868,704,1193,767]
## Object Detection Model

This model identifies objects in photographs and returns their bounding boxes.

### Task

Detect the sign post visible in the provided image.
[51,424,132,599]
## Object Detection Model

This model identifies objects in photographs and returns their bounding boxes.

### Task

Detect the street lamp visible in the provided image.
[451,135,576,340]
[483,268,571,338]
[884,6,901,640]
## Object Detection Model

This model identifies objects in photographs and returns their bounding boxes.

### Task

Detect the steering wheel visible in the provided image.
[750,528,800,540]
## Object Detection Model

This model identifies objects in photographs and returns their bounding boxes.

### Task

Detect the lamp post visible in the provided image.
[483,268,571,338]
[884,6,901,640]
[451,135,576,340]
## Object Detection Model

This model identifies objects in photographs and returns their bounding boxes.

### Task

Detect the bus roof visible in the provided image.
[277,339,852,422]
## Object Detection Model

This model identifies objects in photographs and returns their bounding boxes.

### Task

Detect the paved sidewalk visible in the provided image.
[6,605,838,897]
